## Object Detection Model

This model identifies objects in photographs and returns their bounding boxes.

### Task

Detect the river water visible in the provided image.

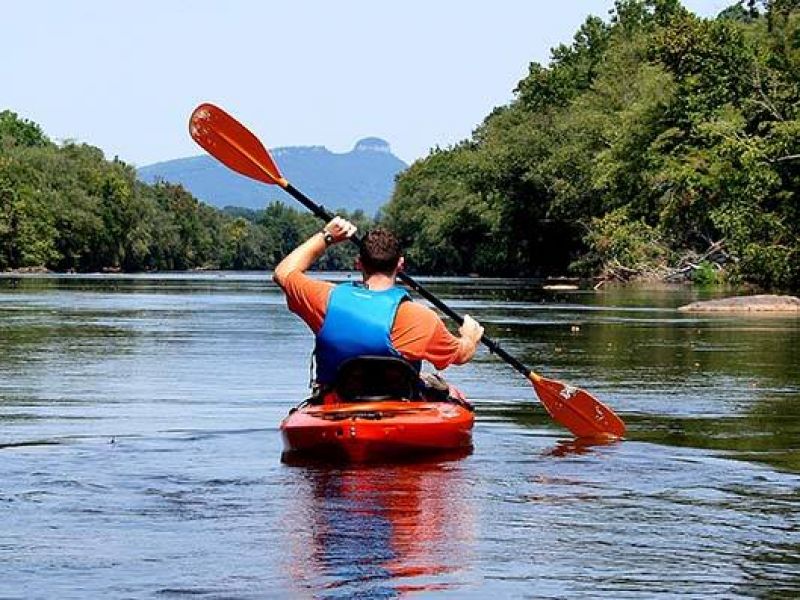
[1,273,798,599]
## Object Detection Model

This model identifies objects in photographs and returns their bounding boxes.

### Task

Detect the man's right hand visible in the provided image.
[459,314,484,343]
[454,314,484,364]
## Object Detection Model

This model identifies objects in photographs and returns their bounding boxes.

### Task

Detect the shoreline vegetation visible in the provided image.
[1,1,798,293]
[383,0,799,291]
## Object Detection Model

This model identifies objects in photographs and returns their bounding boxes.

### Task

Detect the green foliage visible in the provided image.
[587,207,670,270]
[718,3,756,23]
[692,260,720,284]
[0,118,374,273]
[382,0,800,290]
[0,111,49,149]
[515,16,611,111]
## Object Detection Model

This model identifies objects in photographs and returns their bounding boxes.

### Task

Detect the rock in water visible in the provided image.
[678,295,800,313]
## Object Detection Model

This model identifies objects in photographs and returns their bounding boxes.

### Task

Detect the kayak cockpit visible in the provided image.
[306,355,466,407]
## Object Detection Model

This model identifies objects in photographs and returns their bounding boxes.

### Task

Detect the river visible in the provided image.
[1,273,798,598]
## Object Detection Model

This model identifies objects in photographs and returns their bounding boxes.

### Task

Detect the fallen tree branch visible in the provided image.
[599,240,732,284]
[773,154,800,163]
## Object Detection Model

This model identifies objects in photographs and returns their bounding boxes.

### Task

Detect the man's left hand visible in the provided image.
[323,216,357,245]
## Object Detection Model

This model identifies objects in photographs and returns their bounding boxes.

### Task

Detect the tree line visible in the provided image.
[2,1,798,290]
[0,110,370,273]
[381,0,799,289]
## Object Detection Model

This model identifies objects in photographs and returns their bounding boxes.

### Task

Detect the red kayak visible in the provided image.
[280,357,474,462]
[281,395,474,463]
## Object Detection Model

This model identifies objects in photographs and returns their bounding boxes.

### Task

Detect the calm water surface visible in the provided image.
[1,273,798,599]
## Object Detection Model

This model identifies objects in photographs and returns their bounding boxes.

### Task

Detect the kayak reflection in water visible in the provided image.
[272,217,484,396]
[282,459,476,596]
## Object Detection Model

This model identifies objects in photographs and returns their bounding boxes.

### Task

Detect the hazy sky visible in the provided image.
[2,0,732,166]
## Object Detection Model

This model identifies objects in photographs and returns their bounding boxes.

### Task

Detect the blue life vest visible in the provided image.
[315,282,419,384]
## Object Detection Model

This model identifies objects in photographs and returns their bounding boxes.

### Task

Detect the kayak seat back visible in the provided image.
[334,356,420,402]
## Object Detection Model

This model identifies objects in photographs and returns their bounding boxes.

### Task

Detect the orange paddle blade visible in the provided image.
[189,103,287,187]
[529,373,626,439]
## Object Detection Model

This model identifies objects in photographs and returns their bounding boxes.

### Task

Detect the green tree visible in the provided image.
[0,110,49,148]
[382,0,800,289]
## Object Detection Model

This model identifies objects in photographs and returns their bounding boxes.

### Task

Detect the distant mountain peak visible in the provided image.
[137,139,407,216]
[354,137,391,153]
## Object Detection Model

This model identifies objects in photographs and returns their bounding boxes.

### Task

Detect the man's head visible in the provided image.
[357,227,404,277]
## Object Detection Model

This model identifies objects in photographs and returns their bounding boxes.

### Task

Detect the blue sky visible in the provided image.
[2,0,732,166]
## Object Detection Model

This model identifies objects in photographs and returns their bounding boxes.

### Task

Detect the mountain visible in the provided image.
[137,137,407,216]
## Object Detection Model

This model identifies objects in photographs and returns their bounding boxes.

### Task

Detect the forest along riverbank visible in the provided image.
[1,274,799,597]
[4,4,800,291]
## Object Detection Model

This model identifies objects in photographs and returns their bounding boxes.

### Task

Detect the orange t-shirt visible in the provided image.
[280,271,462,370]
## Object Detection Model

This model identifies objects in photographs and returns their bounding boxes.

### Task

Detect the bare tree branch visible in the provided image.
[773,154,800,163]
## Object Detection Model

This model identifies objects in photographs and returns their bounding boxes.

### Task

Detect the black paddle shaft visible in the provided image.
[283,183,532,378]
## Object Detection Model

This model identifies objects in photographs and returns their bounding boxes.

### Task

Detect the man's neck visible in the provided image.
[363,272,395,291]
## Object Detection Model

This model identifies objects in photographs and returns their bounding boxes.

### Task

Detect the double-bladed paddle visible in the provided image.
[189,102,626,440]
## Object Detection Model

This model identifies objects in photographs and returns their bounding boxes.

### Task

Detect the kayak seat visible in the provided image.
[334,356,420,402]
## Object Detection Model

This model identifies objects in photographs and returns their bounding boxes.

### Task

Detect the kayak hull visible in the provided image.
[280,399,474,463]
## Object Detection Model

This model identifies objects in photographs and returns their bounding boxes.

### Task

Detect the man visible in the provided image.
[272,216,484,389]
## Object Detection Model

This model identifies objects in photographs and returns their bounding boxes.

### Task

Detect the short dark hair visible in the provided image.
[359,228,401,275]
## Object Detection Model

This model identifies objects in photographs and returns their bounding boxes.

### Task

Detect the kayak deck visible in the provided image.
[280,399,474,463]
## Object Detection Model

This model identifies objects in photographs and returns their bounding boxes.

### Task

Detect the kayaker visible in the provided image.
[272,216,485,391]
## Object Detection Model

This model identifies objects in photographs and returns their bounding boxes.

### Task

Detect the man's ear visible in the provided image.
[397,256,405,273]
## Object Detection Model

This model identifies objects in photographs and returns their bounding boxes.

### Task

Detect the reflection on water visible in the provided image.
[1,273,799,597]
[283,458,475,597]
[541,435,622,458]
